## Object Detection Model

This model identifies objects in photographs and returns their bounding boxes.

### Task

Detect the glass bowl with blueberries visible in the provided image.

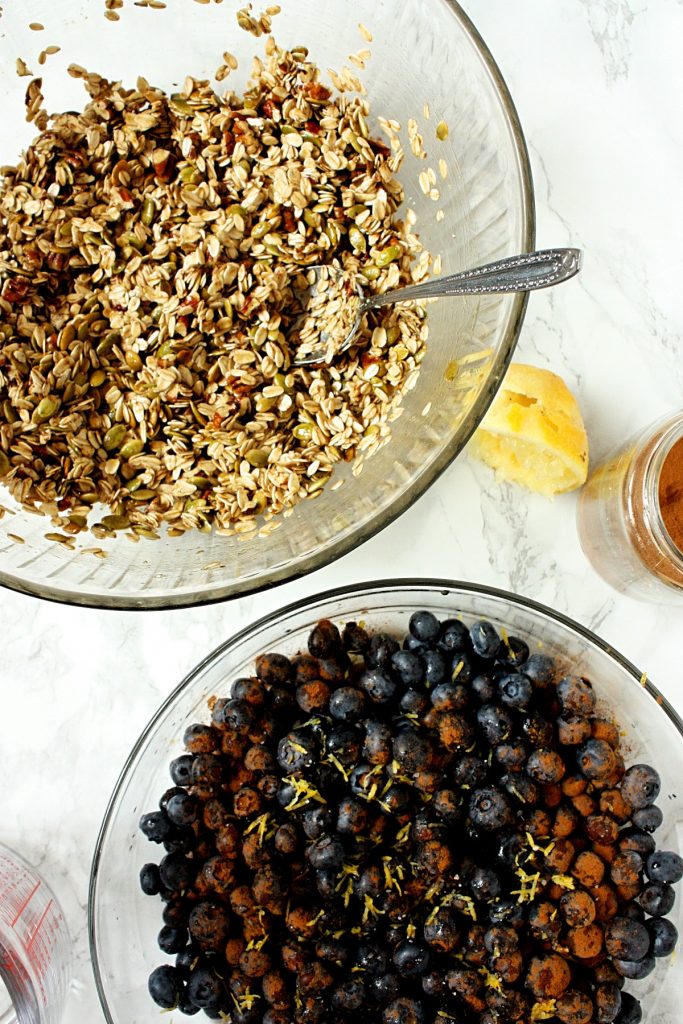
[89,580,683,1024]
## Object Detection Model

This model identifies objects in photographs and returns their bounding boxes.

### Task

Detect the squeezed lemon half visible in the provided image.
[469,363,589,496]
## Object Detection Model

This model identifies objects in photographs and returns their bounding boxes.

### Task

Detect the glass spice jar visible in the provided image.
[577,411,683,603]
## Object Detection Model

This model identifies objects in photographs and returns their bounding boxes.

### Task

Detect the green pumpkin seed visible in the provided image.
[33,396,59,422]
[361,264,380,281]
[170,94,193,114]
[97,331,121,356]
[141,197,156,226]
[100,514,130,531]
[436,120,449,141]
[119,438,144,459]
[386,326,402,345]
[125,350,143,372]
[131,489,156,501]
[89,370,106,387]
[349,226,366,252]
[103,424,127,451]
[245,448,269,468]
[293,423,314,442]
[375,245,402,268]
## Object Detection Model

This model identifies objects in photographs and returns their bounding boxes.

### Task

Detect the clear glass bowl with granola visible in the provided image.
[0,0,533,607]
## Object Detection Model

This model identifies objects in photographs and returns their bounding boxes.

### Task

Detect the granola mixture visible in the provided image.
[293,263,362,364]
[0,38,429,541]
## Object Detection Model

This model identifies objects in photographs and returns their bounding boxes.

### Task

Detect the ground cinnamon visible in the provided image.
[658,436,683,554]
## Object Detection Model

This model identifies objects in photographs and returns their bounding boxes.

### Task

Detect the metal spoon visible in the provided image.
[292,247,582,366]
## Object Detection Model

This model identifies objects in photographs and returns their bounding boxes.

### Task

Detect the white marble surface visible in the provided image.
[1,0,683,1021]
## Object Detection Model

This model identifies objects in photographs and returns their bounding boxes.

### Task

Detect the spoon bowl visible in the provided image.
[293,248,582,365]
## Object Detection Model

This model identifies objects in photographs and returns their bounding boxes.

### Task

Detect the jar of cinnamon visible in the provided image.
[577,411,683,602]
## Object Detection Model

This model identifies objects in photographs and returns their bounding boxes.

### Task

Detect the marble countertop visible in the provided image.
[2,0,683,1021]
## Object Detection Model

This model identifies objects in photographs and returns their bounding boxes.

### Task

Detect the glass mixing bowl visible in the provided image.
[0,1,533,608]
[90,580,683,1024]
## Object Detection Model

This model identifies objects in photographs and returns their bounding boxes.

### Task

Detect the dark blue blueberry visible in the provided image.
[595,983,622,1023]
[606,918,650,961]
[140,862,161,895]
[577,738,616,780]
[500,772,539,805]
[190,753,223,786]
[522,712,554,748]
[211,697,253,733]
[336,797,367,835]
[495,739,527,771]
[231,676,267,706]
[391,650,424,687]
[616,993,642,1024]
[165,791,199,827]
[402,633,425,652]
[433,789,462,824]
[159,853,195,891]
[160,787,186,812]
[367,632,400,669]
[169,754,194,786]
[487,900,525,929]
[471,673,496,703]
[392,729,432,772]
[350,762,374,797]
[342,621,370,652]
[639,881,675,916]
[316,867,337,899]
[316,938,348,965]
[621,764,661,809]
[139,810,172,843]
[400,688,429,716]
[469,867,501,901]
[632,805,663,833]
[409,610,440,643]
[178,993,200,1016]
[187,966,225,1010]
[148,965,182,1009]
[647,916,678,957]
[302,806,334,839]
[182,723,217,752]
[452,754,487,789]
[158,925,189,954]
[383,784,411,815]
[556,675,596,717]
[163,901,189,928]
[392,942,430,977]
[307,835,345,870]
[614,956,655,980]
[326,726,362,766]
[477,704,513,744]
[421,971,446,999]
[646,850,683,884]
[450,651,474,684]
[421,647,448,687]
[618,828,656,857]
[332,977,366,1011]
[431,683,468,712]
[497,833,526,868]
[520,652,555,687]
[469,787,513,830]
[469,619,501,659]
[277,730,316,771]
[308,619,342,658]
[357,943,388,976]
[329,686,366,723]
[255,651,294,685]
[438,618,470,652]
[497,672,533,710]
[163,826,196,854]
[360,668,398,704]
[370,974,401,1004]
[364,721,392,764]
[620,902,645,921]
[498,635,529,667]
[176,946,200,973]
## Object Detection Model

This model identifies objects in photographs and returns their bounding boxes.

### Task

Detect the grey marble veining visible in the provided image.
[0,1,682,1021]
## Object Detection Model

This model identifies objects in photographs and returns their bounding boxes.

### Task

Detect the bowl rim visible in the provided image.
[0,0,535,612]
[88,576,683,1023]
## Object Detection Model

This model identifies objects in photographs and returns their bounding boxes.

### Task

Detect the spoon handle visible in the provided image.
[362,248,582,308]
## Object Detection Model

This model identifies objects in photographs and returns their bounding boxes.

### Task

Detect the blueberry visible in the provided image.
[408,609,439,642]
[329,687,366,723]
[148,965,182,1009]
[139,810,172,843]
[392,941,430,977]
[469,787,513,831]
[163,901,190,927]
[613,955,655,980]
[383,997,425,1024]
[632,805,663,833]
[520,653,555,687]
[402,634,425,652]
[364,721,392,764]
[332,977,366,1011]
[500,773,539,805]
[476,704,513,744]
[433,789,462,824]
[470,867,501,901]
[326,727,362,766]
[337,797,367,835]
[392,729,432,772]
[169,754,194,786]
[367,633,400,669]
[162,826,197,855]
[140,862,161,895]
[616,993,642,1024]
[307,835,345,870]
[382,784,411,815]
[498,833,527,868]
[302,806,334,839]
[400,689,429,716]
[647,916,678,957]
[159,853,195,891]
[421,647,448,686]
[211,697,253,733]
[357,943,388,976]
[160,786,186,812]
[646,850,683,884]
[619,828,656,857]
[187,966,225,1009]
[620,764,661,809]
[498,635,529,667]
[487,899,525,929]
[391,650,424,687]
[231,676,267,706]
[316,867,337,899]
[450,651,474,684]
[342,622,370,652]
[469,620,501,659]
[158,925,189,954]
[556,675,596,718]
[605,918,651,961]
[360,668,398,704]
[522,712,554,748]
[176,946,200,973]
[495,739,527,771]
[639,881,675,916]
[165,791,199,827]
[471,673,496,703]
[190,753,223,786]
[452,754,487,789]
[498,673,533,710]
[308,619,342,658]
[595,982,622,1024]
[421,971,446,999]
[431,683,467,712]
[438,618,470,652]
[577,738,616,780]
[178,993,201,1016]
[277,730,316,771]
